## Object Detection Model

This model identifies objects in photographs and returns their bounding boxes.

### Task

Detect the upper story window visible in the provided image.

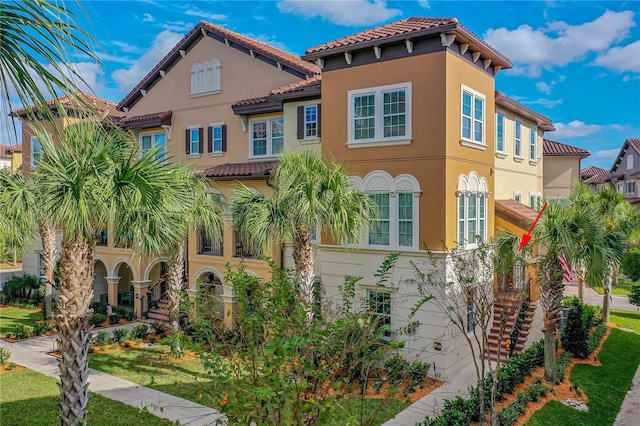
[628,154,634,170]
[350,171,421,250]
[297,104,321,140]
[496,112,505,153]
[347,82,412,146]
[140,131,166,160]
[514,120,522,158]
[185,127,203,155]
[529,125,537,161]
[626,181,637,195]
[31,136,42,168]
[208,123,227,154]
[191,59,221,96]
[457,172,489,247]
[617,182,624,194]
[251,118,283,158]
[514,193,522,203]
[461,85,485,145]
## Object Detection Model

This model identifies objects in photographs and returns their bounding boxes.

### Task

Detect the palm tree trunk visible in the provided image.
[167,241,185,331]
[40,220,57,320]
[612,265,619,288]
[292,226,314,323]
[540,256,564,384]
[603,275,612,323]
[577,268,584,303]
[56,235,94,426]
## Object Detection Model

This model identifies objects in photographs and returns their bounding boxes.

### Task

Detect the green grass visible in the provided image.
[89,345,409,424]
[610,309,640,334]
[0,368,172,425]
[0,306,43,335]
[526,328,640,426]
[592,278,635,296]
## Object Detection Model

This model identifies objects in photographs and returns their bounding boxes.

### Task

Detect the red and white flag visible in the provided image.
[559,252,572,282]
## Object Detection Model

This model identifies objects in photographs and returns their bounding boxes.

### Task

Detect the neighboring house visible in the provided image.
[582,138,640,206]
[542,139,590,200]
[0,143,22,174]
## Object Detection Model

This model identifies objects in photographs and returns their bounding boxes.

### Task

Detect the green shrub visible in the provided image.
[89,313,107,327]
[408,361,431,392]
[0,347,11,365]
[114,306,134,321]
[93,331,112,346]
[13,324,29,340]
[629,282,640,310]
[108,313,122,325]
[151,321,170,336]
[582,304,597,329]
[148,336,157,344]
[89,302,108,315]
[561,298,588,358]
[587,323,607,355]
[131,324,149,340]
[112,328,131,343]
[621,248,640,281]
[2,274,43,302]
[32,320,54,336]
[496,379,551,426]
[557,351,573,382]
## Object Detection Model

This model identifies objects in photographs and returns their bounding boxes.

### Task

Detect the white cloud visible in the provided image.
[535,81,552,95]
[549,120,629,138]
[522,97,563,108]
[594,40,640,73]
[185,8,226,21]
[142,13,154,23]
[112,41,142,54]
[112,30,183,91]
[623,75,640,82]
[247,33,291,52]
[277,0,402,26]
[95,51,136,65]
[418,0,430,8]
[484,10,636,76]
[591,148,620,161]
[158,20,194,32]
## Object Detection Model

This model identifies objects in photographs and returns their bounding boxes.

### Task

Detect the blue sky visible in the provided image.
[5,0,640,169]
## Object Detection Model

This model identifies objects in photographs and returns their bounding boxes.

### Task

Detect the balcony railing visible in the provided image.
[234,233,260,259]
[96,228,108,246]
[198,230,223,256]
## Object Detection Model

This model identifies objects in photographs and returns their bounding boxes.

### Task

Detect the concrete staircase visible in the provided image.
[145,298,187,323]
[486,297,536,362]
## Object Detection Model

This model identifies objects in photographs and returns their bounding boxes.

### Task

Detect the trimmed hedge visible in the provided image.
[496,379,552,426]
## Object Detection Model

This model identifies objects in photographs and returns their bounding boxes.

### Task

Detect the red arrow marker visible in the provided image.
[519,202,548,251]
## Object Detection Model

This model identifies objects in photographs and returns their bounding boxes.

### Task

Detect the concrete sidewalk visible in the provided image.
[0,325,225,426]
[614,364,640,426]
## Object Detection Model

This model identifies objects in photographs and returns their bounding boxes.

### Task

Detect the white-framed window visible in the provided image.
[348,82,412,145]
[31,136,42,168]
[368,290,391,337]
[514,192,522,203]
[626,181,636,194]
[537,194,543,210]
[616,182,623,194]
[189,128,201,155]
[456,172,489,247]
[461,85,485,145]
[139,131,166,160]
[514,120,522,157]
[208,123,226,154]
[351,171,420,250]
[529,125,537,161]
[250,118,284,158]
[305,105,318,138]
[496,112,505,153]
[191,59,221,96]
[628,154,634,170]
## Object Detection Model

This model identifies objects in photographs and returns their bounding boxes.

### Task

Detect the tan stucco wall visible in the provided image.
[543,156,582,199]
[282,99,322,153]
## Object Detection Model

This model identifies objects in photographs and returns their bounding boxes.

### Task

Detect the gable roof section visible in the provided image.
[303,17,512,69]
[118,21,320,111]
[581,165,608,180]
[495,92,555,131]
[543,139,589,157]
[12,92,124,121]
[612,138,640,171]
[269,75,322,101]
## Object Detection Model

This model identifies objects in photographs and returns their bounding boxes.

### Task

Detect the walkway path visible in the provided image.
[614,364,640,426]
[0,323,225,426]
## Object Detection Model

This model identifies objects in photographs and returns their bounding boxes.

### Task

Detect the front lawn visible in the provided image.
[0,368,171,425]
[0,306,43,336]
[525,328,640,426]
[592,278,635,296]
[89,345,410,425]
[610,309,640,334]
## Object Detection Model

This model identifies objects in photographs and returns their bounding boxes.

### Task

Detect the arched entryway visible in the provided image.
[194,268,225,322]
[114,261,135,307]
[93,258,109,304]
[145,259,169,306]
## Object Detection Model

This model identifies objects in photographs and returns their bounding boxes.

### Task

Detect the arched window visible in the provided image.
[456,172,490,247]
[191,59,221,95]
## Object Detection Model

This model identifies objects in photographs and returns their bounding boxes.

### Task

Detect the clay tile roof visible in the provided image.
[120,111,172,124]
[118,21,319,111]
[12,92,124,120]
[495,199,539,228]
[543,139,590,157]
[0,143,21,157]
[306,17,459,54]
[231,96,269,108]
[201,161,278,179]
[626,138,640,155]
[270,75,322,96]
[495,92,555,131]
[581,165,608,180]
[583,168,615,184]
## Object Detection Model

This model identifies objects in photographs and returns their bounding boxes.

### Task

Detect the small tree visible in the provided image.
[629,282,640,311]
[561,298,588,358]
[622,248,640,282]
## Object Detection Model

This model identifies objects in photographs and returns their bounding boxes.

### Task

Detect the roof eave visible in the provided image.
[270,88,322,102]
[496,96,555,131]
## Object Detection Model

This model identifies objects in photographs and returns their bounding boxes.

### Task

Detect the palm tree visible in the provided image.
[3,119,197,425]
[164,177,224,331]
[231,149,376,322]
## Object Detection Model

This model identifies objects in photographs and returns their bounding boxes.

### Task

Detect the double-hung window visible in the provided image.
[367,192,415,248]
[496,112,505,153]
[140,131,166,160]
[368,194,390,246]
[461,86,485,145]
[207,124,226,154]
[529,125,537,161]
[348,83,412,145]
[190,129,200,154]
[31,136,42,168]
[251,118,283,157]
[185,127,203,155]
[457,192,488,247]
[514,121,522,158]
[296,104,322,141]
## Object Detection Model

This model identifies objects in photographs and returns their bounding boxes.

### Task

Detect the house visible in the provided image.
[582,138,640,205]
[0,144,22,174]
[542,139,590,200]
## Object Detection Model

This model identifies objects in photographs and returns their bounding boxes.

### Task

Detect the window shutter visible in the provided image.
[185,129,190,154]
[317,104,322,138]
[198,127,204,154]
[207,126,213,153]
[297,106,304,139]
[221,125,227,152]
